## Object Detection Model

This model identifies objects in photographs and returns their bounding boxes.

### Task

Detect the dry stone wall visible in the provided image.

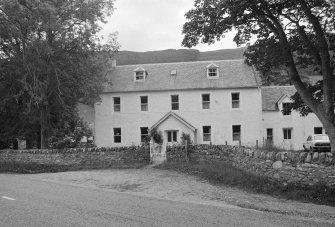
[0,146,150,167]
[166,145,335,186]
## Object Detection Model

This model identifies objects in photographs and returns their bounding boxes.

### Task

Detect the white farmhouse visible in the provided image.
[95,59,263,148]
[94,59,324,150]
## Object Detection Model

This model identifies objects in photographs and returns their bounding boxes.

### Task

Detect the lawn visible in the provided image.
[157,160,335,207]
[0,161,147,174]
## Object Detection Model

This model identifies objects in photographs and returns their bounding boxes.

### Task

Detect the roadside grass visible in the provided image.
[157,160,335,207]
[257,143,286,152]
[0,161,147,174]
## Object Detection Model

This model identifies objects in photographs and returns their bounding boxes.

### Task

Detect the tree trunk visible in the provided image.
[327,128,335,154]
[40,105,49,149]
[319,119,335,154]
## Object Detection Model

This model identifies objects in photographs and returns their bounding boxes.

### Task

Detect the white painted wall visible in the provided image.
[262,96,323,150]
[95,88,263,147]
[155,116,195,148]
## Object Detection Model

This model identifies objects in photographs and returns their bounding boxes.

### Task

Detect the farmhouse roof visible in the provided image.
[103,59,259,93]
[261,86,297,111]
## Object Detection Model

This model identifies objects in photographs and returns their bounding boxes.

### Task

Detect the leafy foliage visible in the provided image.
[149,128,163,144]
[180,132,192,145]
[182,0,335,151]
[0,0,119,148]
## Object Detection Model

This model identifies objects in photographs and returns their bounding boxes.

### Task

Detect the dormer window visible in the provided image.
[206,63,219,79]
[282,102,292,115]
[135,71,145,80]
[133,67,147,81]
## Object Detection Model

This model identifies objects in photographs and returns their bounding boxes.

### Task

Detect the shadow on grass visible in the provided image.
[0,161,148,174]
[156,160,335,207]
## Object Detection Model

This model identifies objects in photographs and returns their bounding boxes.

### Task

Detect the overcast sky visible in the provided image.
[100,0,240,52]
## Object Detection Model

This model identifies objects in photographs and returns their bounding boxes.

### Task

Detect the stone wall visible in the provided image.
[166,145,335,186]
[0,146,150,167]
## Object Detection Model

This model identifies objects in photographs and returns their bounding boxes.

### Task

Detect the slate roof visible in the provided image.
[103,59,259,93]
[261,86,297,111]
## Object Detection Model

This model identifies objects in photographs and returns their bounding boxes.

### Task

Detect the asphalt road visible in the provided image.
[0,174,333,227]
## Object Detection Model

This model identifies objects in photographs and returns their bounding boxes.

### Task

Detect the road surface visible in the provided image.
[0,173,333,226]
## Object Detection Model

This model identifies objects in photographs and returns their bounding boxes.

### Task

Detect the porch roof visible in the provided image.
[150,112,197,132]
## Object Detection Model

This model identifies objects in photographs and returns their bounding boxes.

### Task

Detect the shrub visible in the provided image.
[180,132,192,145]
[149,128,163,144]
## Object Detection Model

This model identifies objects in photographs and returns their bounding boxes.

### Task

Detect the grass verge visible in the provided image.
[157,160,335,207]
[0,161,148,174]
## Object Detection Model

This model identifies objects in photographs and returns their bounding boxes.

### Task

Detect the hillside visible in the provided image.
[115,47,247,65]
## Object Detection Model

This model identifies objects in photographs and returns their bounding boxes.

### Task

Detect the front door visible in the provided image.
[282,128,293,150]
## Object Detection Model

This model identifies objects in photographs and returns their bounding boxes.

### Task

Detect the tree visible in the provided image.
[0,0,119,148]
[182,0,335,153]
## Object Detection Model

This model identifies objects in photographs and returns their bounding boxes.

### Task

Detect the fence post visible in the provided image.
[185,140,189,163]
[239,140,241,147]
[256,140,258,149]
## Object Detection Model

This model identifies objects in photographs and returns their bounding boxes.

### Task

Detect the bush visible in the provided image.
[180,132,192,145]
[149,128,163,144]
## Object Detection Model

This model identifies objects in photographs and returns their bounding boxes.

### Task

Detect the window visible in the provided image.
[202,94,210,109]
[167,131,177,142]
[208,68,218,77]
[231,93,240,108]
[133,67,147,81]
[135,71,145,81]
[113,97,120,112]
[113,128,121,143]
[314,127,323,134]
[140,96,148,111]
[171,95,179,110]
[283,128,292,139]
[266,128,273,145]
[140,127,149,143]
[203,126,211,142]
[232,125,241,141]
[282,103,292,115]
[267,128,273,141]
[206,63,219,78]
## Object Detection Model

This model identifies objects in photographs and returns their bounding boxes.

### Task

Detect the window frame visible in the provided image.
[113,128,121,143]
[167,130,178,142]
[140,127,149,143]
[314,127,323,134]
[113,97,121,112]
[232,125,241,141]
[282,102,292,115]
[202,93,210,109]
[207,68,218,77]
[283,128,292,140]
[171,94,179,110]
[134,71,146,81]
[231,92,240,109]
[266,128,273,142]
[140,96,148,111]
[202,126,211,142]
[206,64,219,79]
